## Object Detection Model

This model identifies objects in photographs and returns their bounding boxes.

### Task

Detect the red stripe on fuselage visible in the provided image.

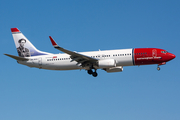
[133,48,174,65]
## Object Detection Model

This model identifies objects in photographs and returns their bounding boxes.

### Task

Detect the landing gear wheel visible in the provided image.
[92,72,98,77]
[157,67,160,71]
[87,70,93,75]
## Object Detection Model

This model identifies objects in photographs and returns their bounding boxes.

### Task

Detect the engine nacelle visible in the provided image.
[98,59,116,68]
[105,66,123,73]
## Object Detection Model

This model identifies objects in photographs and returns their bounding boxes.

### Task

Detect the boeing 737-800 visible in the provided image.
[4,28,176,77]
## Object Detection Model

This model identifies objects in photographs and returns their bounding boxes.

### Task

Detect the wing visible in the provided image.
[49,36,98,66]
[4,54,29,61]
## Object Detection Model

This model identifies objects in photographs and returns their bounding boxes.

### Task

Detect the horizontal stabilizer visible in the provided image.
[4,54,29,61]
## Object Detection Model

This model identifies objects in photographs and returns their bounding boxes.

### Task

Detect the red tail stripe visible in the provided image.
[11,28,20,32]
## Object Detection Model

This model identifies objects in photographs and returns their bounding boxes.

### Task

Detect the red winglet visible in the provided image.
[49,36,58,46]
[11,28,20,33]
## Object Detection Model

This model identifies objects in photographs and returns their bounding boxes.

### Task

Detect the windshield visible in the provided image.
[161,51,168,53]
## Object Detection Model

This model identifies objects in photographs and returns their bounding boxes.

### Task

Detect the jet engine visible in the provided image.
[105,66,123,73]
[98,59,116,68]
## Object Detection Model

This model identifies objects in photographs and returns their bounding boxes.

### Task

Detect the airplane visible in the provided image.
[4,28,176,77]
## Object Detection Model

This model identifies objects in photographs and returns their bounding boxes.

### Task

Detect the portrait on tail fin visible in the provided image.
[17,38,30,57]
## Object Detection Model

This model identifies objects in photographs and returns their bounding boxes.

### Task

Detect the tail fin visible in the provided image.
[11,28,50,57]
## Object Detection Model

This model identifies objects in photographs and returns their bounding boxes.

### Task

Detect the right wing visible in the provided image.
[49,36,98,65]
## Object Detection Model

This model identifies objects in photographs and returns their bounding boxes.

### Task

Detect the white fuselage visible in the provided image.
[8,28,176,77]
[19,48,134,70]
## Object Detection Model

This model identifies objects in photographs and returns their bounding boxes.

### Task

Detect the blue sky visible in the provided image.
[0,0,180,120]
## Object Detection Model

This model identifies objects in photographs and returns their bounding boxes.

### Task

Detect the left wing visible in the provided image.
[49,36,98,66]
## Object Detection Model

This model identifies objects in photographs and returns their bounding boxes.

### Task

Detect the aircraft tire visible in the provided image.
[157,67,160,71]
[88,70,93,75]
[92,72,98,77]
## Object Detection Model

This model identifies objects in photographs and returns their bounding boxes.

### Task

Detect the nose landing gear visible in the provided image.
[157,62,166,71]
[157,66,160,71]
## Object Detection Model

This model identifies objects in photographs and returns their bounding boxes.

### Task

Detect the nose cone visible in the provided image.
[169,53,176,60]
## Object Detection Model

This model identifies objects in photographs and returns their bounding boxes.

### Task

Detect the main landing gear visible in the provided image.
[87,69,98,77]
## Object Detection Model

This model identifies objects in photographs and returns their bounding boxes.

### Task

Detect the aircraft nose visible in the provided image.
[169,53,176,60]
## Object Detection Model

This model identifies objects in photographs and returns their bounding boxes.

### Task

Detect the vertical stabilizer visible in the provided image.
[11,28,50,57]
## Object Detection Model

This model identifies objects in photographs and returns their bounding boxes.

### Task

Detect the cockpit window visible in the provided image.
[161,51,168,53]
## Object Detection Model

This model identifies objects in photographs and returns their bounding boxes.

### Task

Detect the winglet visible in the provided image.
[49,36,59,47]
[11,28,20,33]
